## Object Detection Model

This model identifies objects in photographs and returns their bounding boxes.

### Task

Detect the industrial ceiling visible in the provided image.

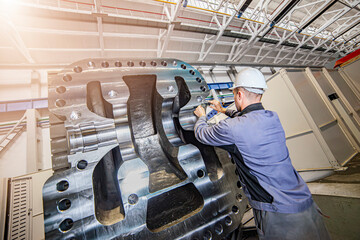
[0,0,359,68]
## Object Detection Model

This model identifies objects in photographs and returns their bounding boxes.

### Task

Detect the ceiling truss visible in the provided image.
[0,0,359,67]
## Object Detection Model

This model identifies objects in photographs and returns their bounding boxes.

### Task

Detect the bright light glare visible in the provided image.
[121,172,147,194]
[1,0,19,11]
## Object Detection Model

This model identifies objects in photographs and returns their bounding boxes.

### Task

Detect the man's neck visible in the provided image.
[240,100,261,111]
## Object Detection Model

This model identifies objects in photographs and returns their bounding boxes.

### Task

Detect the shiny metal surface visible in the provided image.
[43,58,246,239]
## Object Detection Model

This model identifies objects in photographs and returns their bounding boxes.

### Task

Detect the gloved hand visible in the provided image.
[209,100,226,114]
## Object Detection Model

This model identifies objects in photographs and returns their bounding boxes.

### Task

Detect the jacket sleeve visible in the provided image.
[225,108,239,118]
[194,116,234,146]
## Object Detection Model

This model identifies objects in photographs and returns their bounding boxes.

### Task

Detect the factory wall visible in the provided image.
[0,69,52,179]
[0,128,51,178]
[0,69,53,240]
[0,70,48,101]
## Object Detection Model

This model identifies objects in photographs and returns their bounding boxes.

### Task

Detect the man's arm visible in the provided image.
[194,116,234,146]
[209,100,239,118]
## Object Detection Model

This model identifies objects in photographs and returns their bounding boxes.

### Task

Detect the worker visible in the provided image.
[193,68,330,240]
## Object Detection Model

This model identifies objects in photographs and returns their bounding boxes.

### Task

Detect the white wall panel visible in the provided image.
[0,70,48,101]
[262,72,334,178]
[287,70,334,126]
[341,59,360,94]
[287,69,357,166]
[263,74,311,137]
[328,69,360,116]
[286,133,331,170]
[0,128,51,178]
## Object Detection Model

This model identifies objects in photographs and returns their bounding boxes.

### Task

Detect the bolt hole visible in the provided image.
[77,160,88,170]
[139,61,146,67]
[127,61,134,67]
[59,218,73,232]
[58,199,71,211]
[181,64,187,69]
[150,61,157,66]
[196,96,203,102]
[204,230,212,240]
[55,99,66,107]
[189,70,195,75]
[63,74,72,82]
[128,194,139,205]
[225,216,232,226]
[57,180,69,192]
[237,181,241,188]
[196,77,202,83]
[215,224,223,235]
[236,193,242,202]
[197,169,205,178]
[232,205,239,214]
[172,60,177,66]
[115,61,122,67]
[161,61,167,66]
[101,61,109,68]
[73,66,82,73]
[200,86,206,92]
[56,86,66,94]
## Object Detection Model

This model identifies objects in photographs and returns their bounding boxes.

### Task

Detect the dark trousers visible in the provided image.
[253,202,331,240]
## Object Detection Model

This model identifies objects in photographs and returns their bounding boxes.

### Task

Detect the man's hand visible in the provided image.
[209,100,226,114]
[194,105,206,118]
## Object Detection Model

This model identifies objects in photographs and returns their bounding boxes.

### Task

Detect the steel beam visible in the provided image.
[256,0,335,63]
[189,61,323,68]
[198,0,244,61]
[275,4,356,64]
[94,0,105,57]
[231,0,301,62]
[2,0,359,66]
[26,109,41,173]
[158,0,183,57]
[293,11,360,65]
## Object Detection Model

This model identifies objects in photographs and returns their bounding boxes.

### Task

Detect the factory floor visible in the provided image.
[241,154,360,240]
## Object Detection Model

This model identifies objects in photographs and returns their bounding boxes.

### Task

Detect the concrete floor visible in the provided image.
[309,154,360,240]
[312,195,360,240]
[241,154,360,240]
[314,154,360,184]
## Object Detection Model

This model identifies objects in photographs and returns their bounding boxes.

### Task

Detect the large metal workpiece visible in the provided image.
[43,59,246,239]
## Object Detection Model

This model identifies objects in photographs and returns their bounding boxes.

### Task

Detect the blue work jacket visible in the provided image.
[194,103,313,213]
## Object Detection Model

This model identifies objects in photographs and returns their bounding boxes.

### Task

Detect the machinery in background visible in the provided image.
[42,59,246,239]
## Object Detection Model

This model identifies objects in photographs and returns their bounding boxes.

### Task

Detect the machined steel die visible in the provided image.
[43,59,246,239]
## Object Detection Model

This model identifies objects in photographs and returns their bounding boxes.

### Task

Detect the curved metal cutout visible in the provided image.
[173,76,224,181]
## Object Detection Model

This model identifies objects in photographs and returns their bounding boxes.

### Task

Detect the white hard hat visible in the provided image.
[229,67,267,94]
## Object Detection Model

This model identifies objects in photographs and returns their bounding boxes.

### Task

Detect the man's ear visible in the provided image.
[236,89,242,99]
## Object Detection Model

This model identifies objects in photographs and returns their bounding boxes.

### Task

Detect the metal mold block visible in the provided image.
[43,58,246,239]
